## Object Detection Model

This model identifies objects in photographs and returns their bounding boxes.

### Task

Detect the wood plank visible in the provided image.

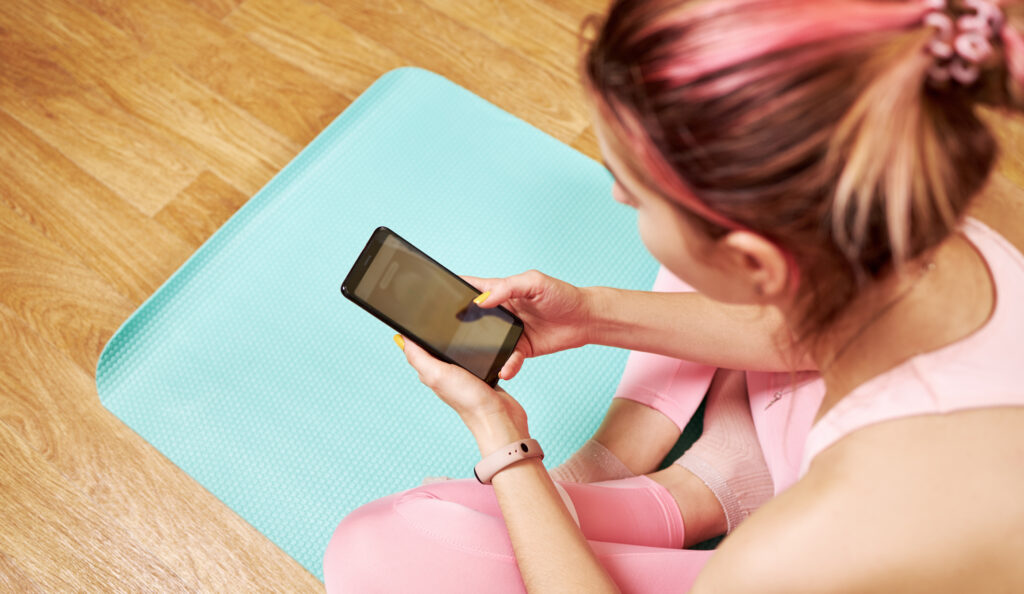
[0,14,203,216]
[313,0,592,144]
[570,124,600,161]
[155,171,251,249]
[0,415,189,592]
[420,0,585,78]
[0,110,195,305]
[0,201,135,374]
[226,0,407,99]
[81,0,348,146]
[0,551,44,594]
[187,0,243,20]
[535,0,609,26]
[0,0,300,211]
[0,304,322,591]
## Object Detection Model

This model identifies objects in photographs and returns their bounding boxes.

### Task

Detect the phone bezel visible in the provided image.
[341,226,523,387]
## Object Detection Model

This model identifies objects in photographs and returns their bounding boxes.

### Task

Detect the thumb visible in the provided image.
[498,350,525,381]
[469,270,544,309]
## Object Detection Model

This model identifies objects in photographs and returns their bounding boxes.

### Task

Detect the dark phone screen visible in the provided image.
[351,233,519,379]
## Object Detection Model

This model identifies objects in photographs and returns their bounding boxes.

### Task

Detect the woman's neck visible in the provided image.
[808,232,995,421]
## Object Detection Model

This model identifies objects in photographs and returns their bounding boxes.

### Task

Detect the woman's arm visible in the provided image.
[584,286,812,372]
[489,439,621,592]
[467,270,813,379]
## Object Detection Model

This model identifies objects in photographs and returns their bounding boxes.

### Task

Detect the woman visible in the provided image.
[325,0,1024,590]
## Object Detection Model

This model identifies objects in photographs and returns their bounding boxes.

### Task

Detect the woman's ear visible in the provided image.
[717,231,791,303]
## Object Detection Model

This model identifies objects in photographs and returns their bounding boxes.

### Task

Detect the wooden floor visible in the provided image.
[0,0,605,590]
[2,0,1023,591]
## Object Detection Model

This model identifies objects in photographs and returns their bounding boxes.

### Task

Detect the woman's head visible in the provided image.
[584,0,1024,341]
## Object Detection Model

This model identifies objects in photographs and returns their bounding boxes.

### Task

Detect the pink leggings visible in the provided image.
[323,475,713,593]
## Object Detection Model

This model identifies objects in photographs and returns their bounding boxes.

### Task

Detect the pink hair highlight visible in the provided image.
[641,1,929,87]
[589,0,937,237]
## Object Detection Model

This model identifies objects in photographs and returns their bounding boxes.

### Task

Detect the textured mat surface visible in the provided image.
[96,67,658,580]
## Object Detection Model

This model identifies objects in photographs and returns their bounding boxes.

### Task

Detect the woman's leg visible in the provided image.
[550,266,718,483]
[323,476,714,593]
[671,368,774,534]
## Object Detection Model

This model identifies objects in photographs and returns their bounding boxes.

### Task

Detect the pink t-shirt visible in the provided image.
[796,218,1024,476]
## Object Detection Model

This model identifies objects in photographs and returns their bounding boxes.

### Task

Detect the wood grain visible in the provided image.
[313,0,592,144]
[0,110,195,305]
[0,201,135,374]
[0,416,190,592]
[419,0,586,78]
[155,171,251,249]
[571,125,600,161]
[0,550,44,594]
[187,0,244,20]
[82,0,348,146]
[0,0,605,588]
[225,0,408,99]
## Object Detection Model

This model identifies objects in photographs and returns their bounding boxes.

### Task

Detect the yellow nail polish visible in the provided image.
[473,291,491,305]
[394,335,405,350]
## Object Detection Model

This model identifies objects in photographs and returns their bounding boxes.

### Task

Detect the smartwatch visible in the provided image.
[474,439,544,484]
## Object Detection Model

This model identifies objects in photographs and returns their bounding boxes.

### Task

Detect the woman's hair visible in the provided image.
[583,0,1024,344]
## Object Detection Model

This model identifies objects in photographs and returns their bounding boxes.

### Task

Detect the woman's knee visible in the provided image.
[323,492,403,592]
[323,481,518,593]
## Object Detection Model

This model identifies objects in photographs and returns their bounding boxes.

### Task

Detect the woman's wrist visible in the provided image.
[581,285,626,347]
[463,411,530,456]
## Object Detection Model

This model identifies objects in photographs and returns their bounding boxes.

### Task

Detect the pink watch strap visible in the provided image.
[474,438,544,484]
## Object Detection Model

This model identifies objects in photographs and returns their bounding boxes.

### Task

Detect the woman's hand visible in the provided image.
[463,270,593,381]
[397,335,530,455]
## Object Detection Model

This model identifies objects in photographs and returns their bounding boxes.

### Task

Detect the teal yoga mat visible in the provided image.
[96,67,659,580]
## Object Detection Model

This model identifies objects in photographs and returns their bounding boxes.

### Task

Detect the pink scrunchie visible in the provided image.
[924,0,1006,85]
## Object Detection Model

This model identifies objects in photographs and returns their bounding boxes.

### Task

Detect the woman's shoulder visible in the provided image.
[808,408,1024,589]
[694,406,1024,593]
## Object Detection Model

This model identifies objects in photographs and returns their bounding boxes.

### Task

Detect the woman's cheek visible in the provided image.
[637,210,685,274]
[635,208,714,295]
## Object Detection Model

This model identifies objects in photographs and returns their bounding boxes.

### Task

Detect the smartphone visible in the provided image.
[341,227,524,387]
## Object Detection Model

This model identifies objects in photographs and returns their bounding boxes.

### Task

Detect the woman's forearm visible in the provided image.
[469,415,620,593]
[493,459,619,593]
[583,286,813,371]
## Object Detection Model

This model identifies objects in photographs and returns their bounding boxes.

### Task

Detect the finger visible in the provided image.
[460,275,504,310]
[399,335,479,392]
[472,270,544,309]
[499,350,525,381]
[398,335,446,384]
[459,275,492,292]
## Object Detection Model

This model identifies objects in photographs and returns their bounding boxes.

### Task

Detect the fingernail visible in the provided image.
[473,291,491,305]
[393,335,405,350]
